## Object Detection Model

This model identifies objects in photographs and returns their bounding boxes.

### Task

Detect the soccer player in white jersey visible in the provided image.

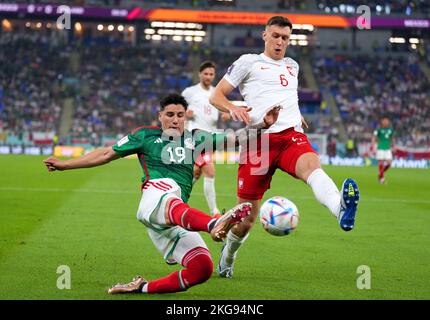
[182,61,223,217]
[209,16,360,278]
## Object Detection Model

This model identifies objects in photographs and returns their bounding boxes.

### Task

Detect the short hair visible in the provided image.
[199,60,216,73]
[160,93,188,111]
[266,16,293,29]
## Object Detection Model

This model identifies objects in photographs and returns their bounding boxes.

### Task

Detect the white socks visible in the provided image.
[203,177,219,215]
[221,231,249,265]
[306,168,341,218]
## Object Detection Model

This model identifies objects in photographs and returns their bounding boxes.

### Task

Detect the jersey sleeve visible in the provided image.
[112,129,145,157]
[182,87,195,111]
[223,54,254,88]
[182,87,192,103]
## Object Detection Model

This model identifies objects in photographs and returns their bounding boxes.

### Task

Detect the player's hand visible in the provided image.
[263,105,282,128]
[301,116,309,130]
[229,105,252,124]
[221,112,231,122]
[43,157,65,172]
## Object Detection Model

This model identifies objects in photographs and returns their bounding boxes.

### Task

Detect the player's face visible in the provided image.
[263,24,291,60]
[199,67,215,88]
[381,118,390,128]
[159,104,186,136]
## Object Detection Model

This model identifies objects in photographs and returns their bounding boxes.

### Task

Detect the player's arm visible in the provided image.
[210,105,282,150]
[210,79,252,124]
[235,105,281,145]
[43,147,120,171]
[181,88,194,120]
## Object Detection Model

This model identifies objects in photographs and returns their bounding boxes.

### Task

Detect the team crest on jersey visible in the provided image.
[238,178,244,190]
[184,138,195,150]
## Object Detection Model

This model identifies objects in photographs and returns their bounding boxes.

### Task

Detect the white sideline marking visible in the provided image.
[1,187,430,204]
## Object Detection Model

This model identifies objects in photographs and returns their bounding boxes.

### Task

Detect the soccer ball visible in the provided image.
[259,196,299,236]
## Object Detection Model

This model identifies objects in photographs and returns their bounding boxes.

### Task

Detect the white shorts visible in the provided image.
[137,178,208,265]
[376,149,393,161]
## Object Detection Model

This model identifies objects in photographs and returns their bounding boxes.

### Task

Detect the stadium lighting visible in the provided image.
[411,44,417,50]
[175,22,186,28]
[117,25,124,32]
[2,19,12,30]
[184,30,196,36]
[151,21,164,28]
[128,26,135,32]
[409,38,420,44]
[25,22,31,28]
[194,30,206,37]
[290,40,297,46]
[172,36,183,41]
[145,35,151,40]
[108,25,114,31]
[389,37,406,44]
[290,34,307,40]
[97,24,104,31]
[36,22,42,29]
[74,22,83,33]
[144,28,155,35]
[46,23,52,29]
[194,36,203,42]
[151,34,162,41]
[292,24,314,31]
[185,36,193,42]
[298,40,309,46]
[164,22,176,28]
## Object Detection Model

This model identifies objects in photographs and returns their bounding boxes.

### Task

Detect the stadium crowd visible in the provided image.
[316,0,430,15]
[1,29,429,152]
[313,53,430,148]
[0,32,66,145]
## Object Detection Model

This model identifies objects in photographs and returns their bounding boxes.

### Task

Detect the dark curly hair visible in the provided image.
[160,93,188,111]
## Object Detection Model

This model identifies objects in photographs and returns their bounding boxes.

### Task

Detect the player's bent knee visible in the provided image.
[185,254,214,286]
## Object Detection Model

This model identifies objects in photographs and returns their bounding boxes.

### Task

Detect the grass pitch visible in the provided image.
[0,155,429,300]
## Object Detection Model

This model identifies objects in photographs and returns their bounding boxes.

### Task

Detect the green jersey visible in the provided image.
[112,126,226,203]
[374,127,394,150]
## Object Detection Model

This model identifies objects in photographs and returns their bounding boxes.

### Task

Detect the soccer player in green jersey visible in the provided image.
[372,117,394,184]
[43,93,279,295]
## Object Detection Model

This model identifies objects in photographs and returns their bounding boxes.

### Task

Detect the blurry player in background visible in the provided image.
[43,94,252,294]
[182,61,230,217]
[372,117,394,184]
[210,16,360,278]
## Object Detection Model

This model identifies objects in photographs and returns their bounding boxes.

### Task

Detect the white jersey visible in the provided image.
[224,53,302,133]
[182,84,219,132]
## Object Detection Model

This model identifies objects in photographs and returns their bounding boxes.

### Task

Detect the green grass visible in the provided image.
[0,155,429,299]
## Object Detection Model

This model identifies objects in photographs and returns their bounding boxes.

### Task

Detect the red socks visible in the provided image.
[147,247,213,293]
[379,162,384,179]
[167,198,216,232]
[383,163,391,172]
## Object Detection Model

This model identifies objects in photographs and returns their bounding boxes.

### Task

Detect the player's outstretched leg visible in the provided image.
[209,202,252,242]
[166,198,251,242]
[338,178,360,231]
[378,161,385,184]
[217,199,258,278]
[108,247,213,294]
